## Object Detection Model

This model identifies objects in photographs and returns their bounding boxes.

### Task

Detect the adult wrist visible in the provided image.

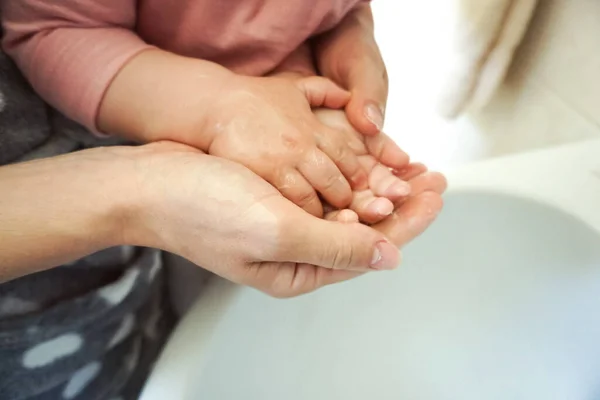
[75,146,149,251]
[0,146,149,278]
[314,3,375,76]
[58,144,167,252]
[110,142,209,252]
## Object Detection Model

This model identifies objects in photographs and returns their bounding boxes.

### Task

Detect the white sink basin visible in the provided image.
[141,140,600,400]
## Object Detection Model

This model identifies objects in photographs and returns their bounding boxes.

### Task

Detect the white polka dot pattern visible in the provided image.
[0,51,170,397]
[108,314,135,349]
[98,268,141,305]
[126,339,141,372]
[62,361,101,399]
[120,245,135,262]
[0,296,39,317]
[143,309,162,341]
[22,333,83,369]
[148,252,161,282]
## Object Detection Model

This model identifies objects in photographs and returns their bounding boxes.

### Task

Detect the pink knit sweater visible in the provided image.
[1,0,366,130]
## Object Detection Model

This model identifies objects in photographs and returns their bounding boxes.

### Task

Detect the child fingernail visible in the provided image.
[365,103,384,131]
[369,198,393,216]
[370,241,399,270]
[394,167,409,176]
[388,181,411,196]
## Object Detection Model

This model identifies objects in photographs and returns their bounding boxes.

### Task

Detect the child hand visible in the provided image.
[201,75,372,217]
[268,67,415,224]
[314,108,415,224]
[98,51,369,218]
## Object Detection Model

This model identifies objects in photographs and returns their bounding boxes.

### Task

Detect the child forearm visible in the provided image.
[1,0,233,145]
[1,0,150,131]
[97,49,233,145]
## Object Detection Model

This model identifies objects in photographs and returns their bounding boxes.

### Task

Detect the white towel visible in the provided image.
[437,0,538,119]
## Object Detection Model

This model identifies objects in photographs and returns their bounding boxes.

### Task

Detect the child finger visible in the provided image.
[349,190,394,224]
[324,209,360,223]
[295,76,351,109]
[393,163,428,180]
[367,162,411,201]
[364,131,410,170]
[297,148,353,209]
[273,169,324,217]
[315,126,369,189]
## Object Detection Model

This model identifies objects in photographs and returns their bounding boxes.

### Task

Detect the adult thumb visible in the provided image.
[276,208,400,271]
[343,62,389,136]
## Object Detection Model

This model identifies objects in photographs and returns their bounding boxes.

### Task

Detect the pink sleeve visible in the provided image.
[1,0,153,132]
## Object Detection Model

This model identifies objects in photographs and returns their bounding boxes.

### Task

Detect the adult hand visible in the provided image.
[124,141,444,297]
[0,140,442,297]
[0,141,388,290]
[314,3,388,136]
[122,141,398,297]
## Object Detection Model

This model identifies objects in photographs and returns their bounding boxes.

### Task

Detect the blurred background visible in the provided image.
[372,0,600,169]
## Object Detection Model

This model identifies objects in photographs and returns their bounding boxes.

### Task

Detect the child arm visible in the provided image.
[0,0,233,139]
[1,0,151,131]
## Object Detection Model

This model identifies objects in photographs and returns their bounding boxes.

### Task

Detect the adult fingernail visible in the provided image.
[370,240,399,270]
[365,103,384,131]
